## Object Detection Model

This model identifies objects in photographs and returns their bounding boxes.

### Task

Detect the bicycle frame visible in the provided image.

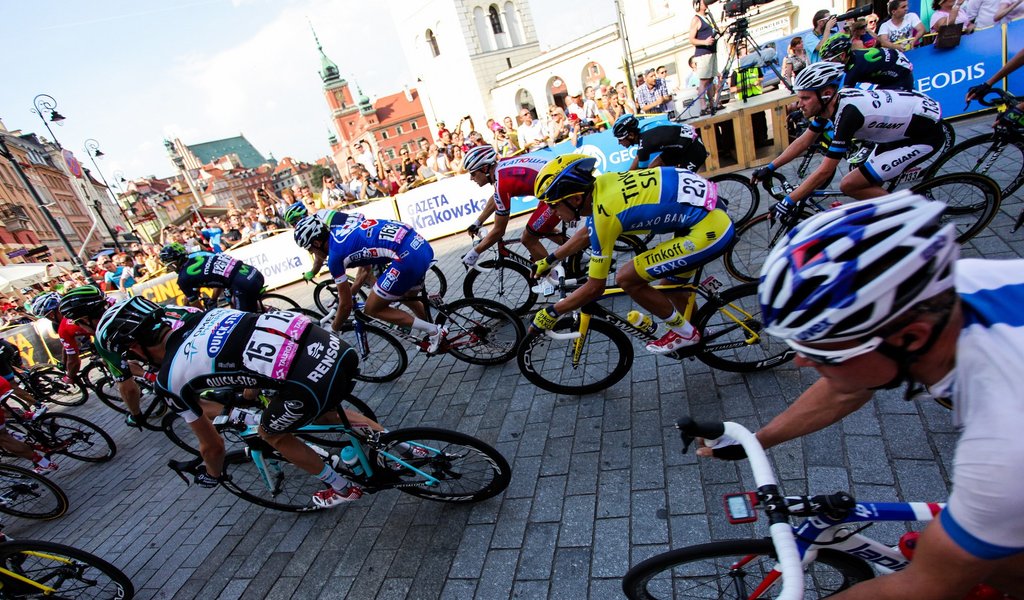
[0,546,92,594]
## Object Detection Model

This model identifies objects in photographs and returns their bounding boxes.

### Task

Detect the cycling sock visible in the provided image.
[411,317,438,335]
[316,464,350,491]
[34,455,50,468]
[662,311,696,338]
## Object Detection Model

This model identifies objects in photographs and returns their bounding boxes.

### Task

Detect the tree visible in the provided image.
[310,165,332,192]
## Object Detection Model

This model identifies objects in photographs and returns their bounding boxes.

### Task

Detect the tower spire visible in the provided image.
[309,20,343,85]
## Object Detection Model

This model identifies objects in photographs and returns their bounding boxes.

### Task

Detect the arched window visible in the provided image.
[503,2,524,46]
[488,5,503,33]
[426,29,440,57]
[474,7,493,52]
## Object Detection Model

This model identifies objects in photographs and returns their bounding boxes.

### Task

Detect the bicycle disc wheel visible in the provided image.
[313,279,338,314]
[33,414,116,463]
[439,298,525,365]
[0,464,68,521]
[0,540,134,599]
[694,283,795,373]
[259,292,302,312]
[910,173,1001,243]
[373,427,511,503]
[516,317,633,395]
[709,173,759,227]
[219,450,327,512]
[723,210,814,283]
[338,323,408,383]
[28,369,87,407]
[462,260,537,316]
[622,539,874,600]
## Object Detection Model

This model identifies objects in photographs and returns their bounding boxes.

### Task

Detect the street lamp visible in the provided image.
[163,139,203,218]
[21,93,92,282]
[84,138,134,248]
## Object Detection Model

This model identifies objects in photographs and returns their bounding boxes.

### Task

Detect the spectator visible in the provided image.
[200,221,225,253]
[781,36,810,85]
[279,187,296,208]
[426,144,449,178]
[656,65,677,94]
[804,9,837,62]
[467,130,487,147]
[546,106,572,146]
[993,0,1024,22]
[415,151,435,181]
[493,127,518,156]
[104,255,136,291]
[435,121,450,144]
[448,146,467,175]
[502,116,520,148]
[635,68,673,114]
[132,250,150,279]
[352,141,376,174]
[730,44,763,99]
[565,91,586,120]
[383,168,403,195]
[865,12,881,32]
[960,0,1000,28]
[582,86,600,121]
[322,174,354,207]
[614,81,637,114]
[690,0,719,114]
[398,147,418,185]
[516,108,548,151]
[223,215,243,247]
[359,167,388,200]
[685,56,701,87]
[878,0,924,50]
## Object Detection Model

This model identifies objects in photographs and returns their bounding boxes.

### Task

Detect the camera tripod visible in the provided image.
[678,15,794,120]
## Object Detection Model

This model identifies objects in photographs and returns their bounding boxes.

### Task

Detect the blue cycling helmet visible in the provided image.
[30,292,62,319]
[612,114,640,140]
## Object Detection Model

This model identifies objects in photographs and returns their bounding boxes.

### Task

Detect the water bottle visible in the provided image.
[341,445,364,477]
[627,310,659,335]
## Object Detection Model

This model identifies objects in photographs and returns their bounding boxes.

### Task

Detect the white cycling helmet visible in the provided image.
[759,191,958,343]
[462,145,498,173]
[293,215,327,249]
[793,61,846,93]
[30,292,62,318]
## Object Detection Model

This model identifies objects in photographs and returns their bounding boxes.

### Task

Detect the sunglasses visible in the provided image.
[784,336,884,366]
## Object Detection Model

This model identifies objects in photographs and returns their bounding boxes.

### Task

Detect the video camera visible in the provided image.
[721,0,775,18]
[833,5,874,21]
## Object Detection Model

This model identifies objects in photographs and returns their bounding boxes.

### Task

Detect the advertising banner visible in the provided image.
[393,174,494,240]
[1,319,65,368]
[909,24,1004,118]
[1007,20,1024,97]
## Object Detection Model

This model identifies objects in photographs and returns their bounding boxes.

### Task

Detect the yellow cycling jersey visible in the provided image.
[587,168,720,279]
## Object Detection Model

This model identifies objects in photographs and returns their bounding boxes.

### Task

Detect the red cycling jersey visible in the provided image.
[57,318,91,355]
[492,155,548,216]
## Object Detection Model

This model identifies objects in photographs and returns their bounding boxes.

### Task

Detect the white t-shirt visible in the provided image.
[517,121,548,149]
[878,13,922,43]
[930,259,1024,559]
[961,0,1001,28]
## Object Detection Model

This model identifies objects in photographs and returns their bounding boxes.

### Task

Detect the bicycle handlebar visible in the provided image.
[676,418,804,600]
[977,87,1022,108]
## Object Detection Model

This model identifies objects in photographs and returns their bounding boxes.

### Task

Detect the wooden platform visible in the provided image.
[681,88,796,177]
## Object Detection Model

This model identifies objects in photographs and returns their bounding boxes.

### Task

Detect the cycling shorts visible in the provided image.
[632,209,734,282]
[228,267,265,312]
[260,327,359,435]
[525,203,562,237]
[372,237,435,301]
[857,133,943,186]
[656,145,709,172]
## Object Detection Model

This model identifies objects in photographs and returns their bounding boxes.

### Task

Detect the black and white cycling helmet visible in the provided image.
[293,215,327,249]
[759,191,958,343]
[462,145,498,173]
[95,296,168,357]
[793,61,846,93]
[58,285,110,322]
[30,292,62,318]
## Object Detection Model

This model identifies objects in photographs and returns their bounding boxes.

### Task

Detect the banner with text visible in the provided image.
[394,175,494,240]
[908,24,1004,118]
[1007,20,1024,97]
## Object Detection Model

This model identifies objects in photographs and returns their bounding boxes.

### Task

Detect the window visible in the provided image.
[396,125,404,135]
[385,148,396,160]
[426,29,440,57]
[381,131,389,140]
[488,6,503,33]
[411,121,419,130]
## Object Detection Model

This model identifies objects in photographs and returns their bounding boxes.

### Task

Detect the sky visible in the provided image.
[0,0,616,182]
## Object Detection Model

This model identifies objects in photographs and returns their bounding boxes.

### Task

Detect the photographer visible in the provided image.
[804,9,837,62]
[689,0,719,114]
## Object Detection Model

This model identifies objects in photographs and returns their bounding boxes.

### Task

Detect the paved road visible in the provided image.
[8,114,1022,599]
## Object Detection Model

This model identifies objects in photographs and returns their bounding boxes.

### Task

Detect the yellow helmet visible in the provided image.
[534,154,598,205]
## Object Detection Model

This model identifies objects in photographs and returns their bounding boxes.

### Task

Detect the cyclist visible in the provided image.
[95,296,384,507]
[819,32,914,91]
[461,145,557,268]
[0,375,57,474]
[530,154,734,354]
[292,215,448,353]
[283,201,365,283]
[750,62,944,223]
[29,292,91,388]
[700,192,1024,598]
[58,285,153,429]
[611,114,709,172]
[159,243,265,312]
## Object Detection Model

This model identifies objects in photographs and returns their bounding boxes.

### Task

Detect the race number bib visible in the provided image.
[242,312,311,379]
[676,174,719,211]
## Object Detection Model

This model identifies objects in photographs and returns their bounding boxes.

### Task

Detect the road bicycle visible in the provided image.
[8,364,86,408]
[167,402,511,513]
[311,263,449,316]
[77,357,168,430]
[0,399,116,464]
[0,522,134,598]
[923,88,1024,232]
[317,282,525,382]
[723,173,1001,283]
[516,265,794,395]
[200,286,307,315]
[622,418,963,599]
[0,464,68,521]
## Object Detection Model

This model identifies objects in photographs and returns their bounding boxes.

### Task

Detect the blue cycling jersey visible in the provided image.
[326,218,430,284]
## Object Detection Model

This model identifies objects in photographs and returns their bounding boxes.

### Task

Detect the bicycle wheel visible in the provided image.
[373,427,511,503]
[32,414,117,463]
[313,279,338,314]
[95,378,167,430]
[462,260,537,316]
[424,264,448,299]
[0,539,135,599]
[161,412,202,456]
[516,317,633,395]
[622,539,874,600]
[709,173,759,227]
[259,292,302,312]
[0,464,68,521]
[910,173,1001,243]
[219,449,327,512]
[923,132,1024,223]
[28,369,87,407]
[338,322,408,383]
[723,210,814,283]
[695,283,795,373]
[79,361,108,392]
[439,298,525,365]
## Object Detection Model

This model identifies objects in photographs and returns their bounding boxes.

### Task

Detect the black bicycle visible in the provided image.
[0,464,68,521]
[9,364,86,408]
[1,400,116,464]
